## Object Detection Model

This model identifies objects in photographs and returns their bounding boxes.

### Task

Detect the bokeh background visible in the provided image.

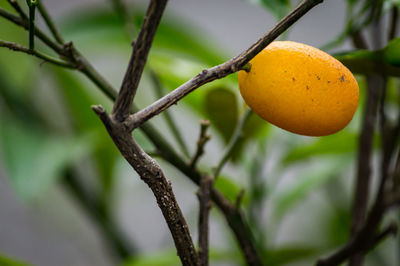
[0,0,398,265]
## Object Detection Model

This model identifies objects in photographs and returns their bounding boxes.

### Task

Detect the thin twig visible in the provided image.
[92,105,200,266]
[0,40,75,68]
[213,109,252,179]
[197,175,213,266]
[150,70,191,158]
[112,0,168,121]
[0,7,65,54]
[37,0,65,44]
[190,120,211,169]
[7,0,28,19]
[126,0,324,131]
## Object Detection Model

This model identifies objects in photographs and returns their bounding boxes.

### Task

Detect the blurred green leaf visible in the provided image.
[383,37,400,66]
[335,50,400,77]
[0,118,93,200]
[204,87,239,143]
[121,250,179,266]
[263,245,320,266]
[326,207,351,246]
[230,111,270,162]
[0,254,30,266]
[60,8,227,66]
[214,176,244,203]
[242,111,269,139]
[53,69,119,193]
[274,158,350,219]
[335,38,400,77]
[283,132,358,164]
[122,249,238,266]
[254,0,291,19]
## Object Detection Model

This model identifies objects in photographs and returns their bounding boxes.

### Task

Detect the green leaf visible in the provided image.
[383,37,400,66]
[263,245,320,266]
[204,87,239,143]
[283,132,358,164]
[0,118,93,200]
[0,254,31,266]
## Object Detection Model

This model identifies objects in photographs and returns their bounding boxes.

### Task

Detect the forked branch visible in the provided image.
[112,0,168,121]
[92,105,200,265]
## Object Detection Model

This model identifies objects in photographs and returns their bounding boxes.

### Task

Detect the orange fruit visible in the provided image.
[238,41,359,137]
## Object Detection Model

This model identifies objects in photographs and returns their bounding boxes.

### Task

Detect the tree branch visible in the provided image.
[112,0,168,121]
[126,0,324,131]
[190,120,211,169]
[141,122,263,265]
[0,40,75,68]
[197,175,213,266]
[316,220,397,266]
[92,105,200,266]
[351,75,382,236]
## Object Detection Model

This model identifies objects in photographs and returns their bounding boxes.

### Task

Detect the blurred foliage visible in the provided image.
[0,0,399,266]
[0,254,30,266]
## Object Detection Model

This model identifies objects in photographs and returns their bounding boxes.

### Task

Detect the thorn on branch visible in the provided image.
[190,120,211,169]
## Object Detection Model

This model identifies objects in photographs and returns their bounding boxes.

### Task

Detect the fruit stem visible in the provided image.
[241,63,252,72]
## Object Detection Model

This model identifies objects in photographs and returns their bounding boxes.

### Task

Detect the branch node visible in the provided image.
[189,120,211,169]
[91,105,106,115]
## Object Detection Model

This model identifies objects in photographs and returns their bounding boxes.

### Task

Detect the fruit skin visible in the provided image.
[238,41,359,137]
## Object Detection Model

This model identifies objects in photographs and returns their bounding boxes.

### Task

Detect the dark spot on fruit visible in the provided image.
[311,99,314,102]
[316,75,320,80]
[340,75,345,82]
[327,81,331,84]
[292,77,296,82]
[306,85,310,90]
